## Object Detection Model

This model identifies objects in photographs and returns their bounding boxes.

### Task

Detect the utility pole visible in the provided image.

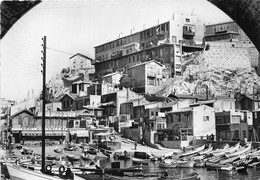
[41,36,46,173]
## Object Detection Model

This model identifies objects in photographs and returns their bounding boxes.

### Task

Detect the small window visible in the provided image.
[243,130,246,138]
[203,116,209,121]
[185,18,190,22]
[234,130,239,138]
[151,111,154,116]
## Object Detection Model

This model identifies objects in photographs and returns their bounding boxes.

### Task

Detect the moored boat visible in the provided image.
[176,160,195,168]
[5,162,65,180]
[180,144,206,158]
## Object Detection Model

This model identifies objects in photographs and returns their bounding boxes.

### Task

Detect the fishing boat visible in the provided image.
[131,151,152,164]
[54,147,64,154]
[104,171,200,180]
[225,143,252,158]
[197,146,213,156]
[176,160,195,168]
[113,151,131,160]
[158,160,177,168]
[5,162,65,180]
[180,144,206,158]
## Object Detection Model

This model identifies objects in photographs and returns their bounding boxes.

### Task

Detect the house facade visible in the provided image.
[127,60,163,93]
[157,105,215,149]
[70,53,94,70]
[10,109,95,144]
[215,111,248,141]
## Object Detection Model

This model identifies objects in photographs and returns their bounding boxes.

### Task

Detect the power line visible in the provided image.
[46,47,74,55]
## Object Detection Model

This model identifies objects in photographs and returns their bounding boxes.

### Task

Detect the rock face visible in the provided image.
[46,67,84,100]
[154,52,260,98]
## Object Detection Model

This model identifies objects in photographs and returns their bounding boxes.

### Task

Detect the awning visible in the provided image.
[22,131,65,136]
[99,101,116,107]
[94,132,112,136]
[70,129,89,137]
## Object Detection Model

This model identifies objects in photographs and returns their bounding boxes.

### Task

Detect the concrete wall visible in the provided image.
[193,105,216,137]
[204,41,255,69]
[121,126,142,142]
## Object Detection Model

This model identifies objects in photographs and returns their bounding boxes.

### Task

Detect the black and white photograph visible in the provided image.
[1,0,260,179]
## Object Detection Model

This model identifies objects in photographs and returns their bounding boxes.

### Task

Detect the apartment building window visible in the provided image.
[234,130,239,138]
[148,77,155,85]
[137,55,139,61]
[128,57,131,63]
[203,116,209,121]
[133,56,135,62]
[166,23,169,32]
[243,130,246,138]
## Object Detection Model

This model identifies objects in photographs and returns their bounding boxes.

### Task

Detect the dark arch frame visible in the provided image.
[208,0,260,52]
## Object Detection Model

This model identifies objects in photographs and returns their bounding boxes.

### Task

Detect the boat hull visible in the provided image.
[6,162,62,180]
[131,157,150,164]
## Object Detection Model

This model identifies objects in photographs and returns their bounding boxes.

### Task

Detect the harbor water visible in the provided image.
[99,158,260,180]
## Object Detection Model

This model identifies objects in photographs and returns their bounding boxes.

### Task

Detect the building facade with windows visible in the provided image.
[127,60,164,93]
[215,111,248,141]
[156,105,215,149]
[70,53,94,70]
[94,13,205,78]
[204,21,260,73]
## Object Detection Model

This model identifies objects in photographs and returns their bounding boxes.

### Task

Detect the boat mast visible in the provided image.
[41,36,46,173]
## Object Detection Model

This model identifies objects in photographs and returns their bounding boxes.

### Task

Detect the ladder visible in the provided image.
[251,129,258,142]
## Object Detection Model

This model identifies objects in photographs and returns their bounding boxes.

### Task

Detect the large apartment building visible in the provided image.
[94,13,205,78]
[204,21,260,72]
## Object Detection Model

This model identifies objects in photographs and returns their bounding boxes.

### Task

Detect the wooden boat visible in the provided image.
[176,160,195,168]
[197,146,213,156]
[235,163,248,174]
[54,147,63,154]
[225,143,252,158]
[194,160,206,168]
[104,171,200,180]
[180,144,206,157]
[158,160,177,168]
[131,151,152,164]
[113,152,131,160]
[206,162,234,171]
[212,143,239,157]
[219,156,240,165]
[131,157,150,164]
[46,154,57,161]
[5,162,64,180]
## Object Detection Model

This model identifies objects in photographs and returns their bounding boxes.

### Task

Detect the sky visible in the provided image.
[0,0,232,102]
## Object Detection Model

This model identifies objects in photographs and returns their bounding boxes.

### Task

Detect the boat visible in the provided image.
[176,160,195,168]
[180,144,206,158]
[113,151,131,160]
[225,143,252,158]
[104,171,200,180]
[194,160,206,168]
[131,151,152,164]
[54,147,64,154]
[211,143,239,157]
[5,162,65,180]
[158,160,177,168]
[197,146,213,156]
